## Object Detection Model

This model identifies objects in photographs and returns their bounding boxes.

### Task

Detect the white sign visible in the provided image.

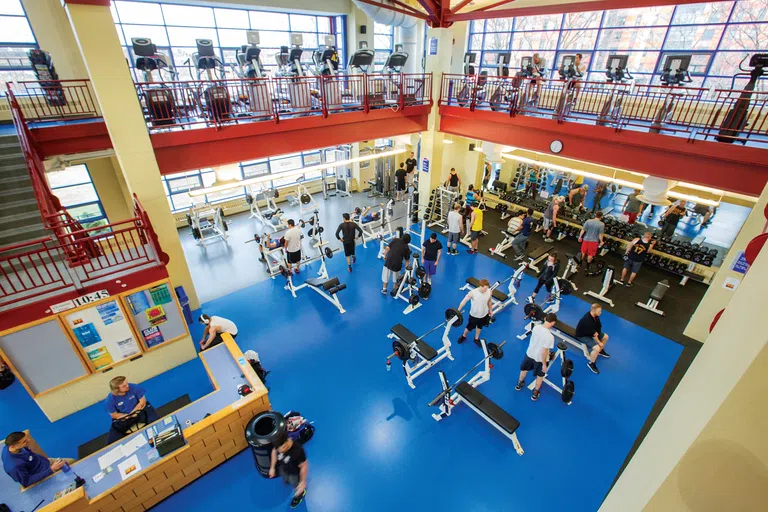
[50,290,110,314]
[722,277,741,291]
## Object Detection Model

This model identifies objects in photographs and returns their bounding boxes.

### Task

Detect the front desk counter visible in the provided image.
[2,336,269,512]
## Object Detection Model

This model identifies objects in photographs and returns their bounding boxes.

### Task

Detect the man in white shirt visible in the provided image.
[283,219,303,274]
[199,314,238,350]
[506,210,523,235]
[456,279,494,346]
[516,312,557,401]
[446,203,463,255]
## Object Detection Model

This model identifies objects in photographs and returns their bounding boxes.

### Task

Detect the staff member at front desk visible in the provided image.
[106,376,158,443]
[2,432,74,487]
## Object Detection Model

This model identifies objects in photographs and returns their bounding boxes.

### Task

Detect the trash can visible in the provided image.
[245,411,286,477]
[174,286,193,325]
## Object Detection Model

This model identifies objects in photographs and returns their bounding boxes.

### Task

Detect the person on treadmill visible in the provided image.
[335,213,363,273]
[620,231,655,287]
[395,162,407,201]
[527,252,560,304]
[405,152,418,187]
[575,303,610,374]
[445,168,461,193]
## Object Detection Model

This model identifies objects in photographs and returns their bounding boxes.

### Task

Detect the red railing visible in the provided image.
[8,80,101,123]
[699,89,768,145]
[0,238,70,306]
[618,84,711,134]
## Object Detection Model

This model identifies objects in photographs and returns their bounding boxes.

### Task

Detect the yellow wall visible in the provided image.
[21,0,88,80]
[440,136,484,189]
[79,156,134,223]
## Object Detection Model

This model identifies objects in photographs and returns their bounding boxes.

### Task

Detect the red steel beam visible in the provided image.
[448,0,721,22]
[391,0,429,17]
[452,0,478,13]
[356,0,430,20]
[474,0,517,13]
[417,0,440,17]
[439,106,768,196]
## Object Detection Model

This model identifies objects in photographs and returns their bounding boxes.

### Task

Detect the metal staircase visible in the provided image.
[0,134,47,249]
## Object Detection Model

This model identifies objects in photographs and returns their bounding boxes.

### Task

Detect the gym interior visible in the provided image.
[0,1,767,511]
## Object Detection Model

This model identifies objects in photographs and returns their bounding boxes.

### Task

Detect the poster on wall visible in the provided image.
[142,326,165,348]
[126,292,151,315]
[87,346,113,370]
[145,305,167,326]
[97,301,123,325]
[149,284,172,305]
[73,323,102,348]
[116,337,140,358]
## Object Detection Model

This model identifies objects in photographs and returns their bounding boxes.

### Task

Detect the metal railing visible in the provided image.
[0,238,70,306]
[8,80,101,123]
[439,73,768,146]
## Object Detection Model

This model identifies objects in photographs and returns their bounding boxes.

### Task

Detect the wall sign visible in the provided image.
[50,290,110,314]
[729,251,749,275]
[422,158,430,174]
[429,37,438,55]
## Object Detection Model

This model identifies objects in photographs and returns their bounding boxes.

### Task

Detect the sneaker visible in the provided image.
[531,390,540,402]
[351,255,356,264]
[466,249,475,254]
[473,338,482,348]
[291,490,306,509]
[599,348,611,359]
[587,361,600,374]
[381,289,387,295]
[457,335,467,344]
[390,289,397,298]
[543,237,554,243]
[526,296,534,304]
[626,282,634,288]
[515,380,525,391]
[348,266,353,273]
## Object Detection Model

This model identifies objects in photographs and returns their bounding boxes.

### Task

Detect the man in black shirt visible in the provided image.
[269,435,308,508]
[620,231,655,287]
[405,151,418,188]
[335,213,364,273]
[575,303,610,374]
[382,233,412,295]
[528,252,559,303]
[395,162,407,201]
[421,233,443,286]
[444,168,461,193]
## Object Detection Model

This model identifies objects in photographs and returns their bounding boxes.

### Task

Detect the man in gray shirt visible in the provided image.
[623,189,643,225]
[578,211,605,271]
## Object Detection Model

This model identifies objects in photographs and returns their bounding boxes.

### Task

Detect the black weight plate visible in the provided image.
[445,308,464,327]
[419,282,432,299]
[562,380,575,403]
[523,303,544,321]
[561,358,574,378]
[409,295,420,306]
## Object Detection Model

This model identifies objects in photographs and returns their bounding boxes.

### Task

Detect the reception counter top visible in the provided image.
[1,336,269,512]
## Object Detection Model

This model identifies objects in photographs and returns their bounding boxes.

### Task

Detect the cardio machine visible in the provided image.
[314,35,340,76]
[715,53,768,144]
[132,37,178,126]
[598,54,633,126]
[516,55,547,107]
[188,38,231,122]
[486,53,513,111]
[649,54,694,134]
[382,44,409,74]
[274,34,315,111]
[553,54,583,120]
[231,31,273,115]
[347,41,376,74]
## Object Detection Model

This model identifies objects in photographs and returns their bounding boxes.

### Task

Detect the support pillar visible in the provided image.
[62,0,200,309]
[22,0,88,79]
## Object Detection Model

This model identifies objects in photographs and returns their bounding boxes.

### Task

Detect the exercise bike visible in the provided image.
[649,54,693,134]
[715,53,768,144]
[516,55,548,109]
[485,53,515,112]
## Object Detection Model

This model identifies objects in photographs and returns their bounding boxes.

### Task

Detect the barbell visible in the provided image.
[428,339,508,407]
[387,309,464,362]
[276,247,337,278]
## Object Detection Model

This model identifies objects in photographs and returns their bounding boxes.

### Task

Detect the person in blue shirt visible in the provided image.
[105,376,158,443]
[2,431,72,487]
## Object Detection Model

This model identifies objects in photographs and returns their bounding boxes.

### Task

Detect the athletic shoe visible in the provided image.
[587,362,600,374]
[348,266,352,273]
[291,490,306,509]
[626,282,634,288]
[599,349,611,359]
[390,289,397,298]
[526,296,534,304]
[351,255,356,264]
[457,335,467,344]
[543,237,554,243]
[466,249,475,254]
[381,289,387,295]
[473,338,482,348]
[531,390,540,402]
[515,380,525,391]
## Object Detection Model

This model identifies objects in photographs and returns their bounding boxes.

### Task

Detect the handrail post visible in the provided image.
[398,73,405,110]
[363,74,370,114]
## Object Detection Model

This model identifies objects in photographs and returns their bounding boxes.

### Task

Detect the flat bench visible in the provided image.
[527,244,554,274]
[456,382,520,435]
[391,324,438,361]
[556,321,577,339]
[306,277,340,290]
[466,277,509,303]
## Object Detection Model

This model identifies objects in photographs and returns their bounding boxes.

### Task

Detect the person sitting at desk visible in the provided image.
[106,376,158,444]
[2,432,74,487]
[199,314,238,350]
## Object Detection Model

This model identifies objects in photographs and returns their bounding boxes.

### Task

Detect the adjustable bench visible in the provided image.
[455,382,524,454]
[304,277,347,314]
[460,274,521,314]
[489,229,517,258]
[636,279,669,316]
[387,321,454,389]
[526,244,554,274]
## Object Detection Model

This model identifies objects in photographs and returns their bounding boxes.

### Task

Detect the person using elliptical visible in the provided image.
[528,252,560,304]
[660,201,686,239]
[575,303,610,374]
[283,219,303,274]
[516,312,557,402]
[456,279,494,346]
[335,213,363,273]
[512,209,535,261]
[542,196,563,243]
[620,231,655,287]
[468,202,485,254]
[421,233,442,287]
[395,162,407,201]
[623,189,643,225]
[578,211,605,272]
[269,434,308,508]
[381,233,412,296]
[446,203,463,255]
[445,168,461,194]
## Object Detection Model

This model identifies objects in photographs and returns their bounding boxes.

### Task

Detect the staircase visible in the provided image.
[0,134,47,248]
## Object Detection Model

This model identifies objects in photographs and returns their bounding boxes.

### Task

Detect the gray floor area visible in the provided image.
[178,190,412,304]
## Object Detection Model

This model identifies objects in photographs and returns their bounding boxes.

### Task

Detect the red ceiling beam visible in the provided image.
[391,0,429,17]
[474,0,517,13]
[448,0,721,22]
[356,0,430,20]
[452,0,476,13]
[417,0,440,17]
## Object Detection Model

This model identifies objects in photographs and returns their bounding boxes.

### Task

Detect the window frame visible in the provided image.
[0,1,39,96]
[47,164,110,232]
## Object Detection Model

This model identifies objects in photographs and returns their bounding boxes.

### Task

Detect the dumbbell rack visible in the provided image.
[426,187,459,232]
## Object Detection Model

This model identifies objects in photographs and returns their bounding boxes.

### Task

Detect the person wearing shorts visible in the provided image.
[395,162,407,201]
[269,434,308,508]
[456,279,493,346]
[381,233,411,295]
[421,233,442,286]
[620,231,654,287]
[578,211,604,272]
[575,303,610,374]
[283,219,303,274]
[446,203,463,255]
[542,196,563,243]
[468,203,485,254]
[528,252,559,304]
[623,189,642,225]
[335,212,363,273]
[405,152,417,187]
[516,312,557,401]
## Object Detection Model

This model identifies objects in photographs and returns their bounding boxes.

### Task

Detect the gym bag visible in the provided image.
[244,350,270,384]
[285,411,314,445]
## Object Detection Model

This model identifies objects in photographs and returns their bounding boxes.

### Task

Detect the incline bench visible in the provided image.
[526,244,554,274]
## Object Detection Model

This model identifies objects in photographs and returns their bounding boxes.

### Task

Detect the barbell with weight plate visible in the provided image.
[386,308,464,364]
[300,194,312,205]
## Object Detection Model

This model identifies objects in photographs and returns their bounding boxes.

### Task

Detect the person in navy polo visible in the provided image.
[2,431,73,487]
[105,376,158,443]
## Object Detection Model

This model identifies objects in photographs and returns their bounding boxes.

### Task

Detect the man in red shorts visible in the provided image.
[578,211,605,272]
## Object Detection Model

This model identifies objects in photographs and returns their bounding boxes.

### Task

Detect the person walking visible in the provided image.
[468,203,485,254]
[660,201,686,239]
[269,435,309,508]
[446,203,463,255]
[516,312,557,401]
[623,189,643,225]
[335,213,363,273]
[578,211,605,272]
[620,231,655,287]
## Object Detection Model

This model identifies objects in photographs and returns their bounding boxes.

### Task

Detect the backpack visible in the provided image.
[285,411,314,445]
[248,359,269,384]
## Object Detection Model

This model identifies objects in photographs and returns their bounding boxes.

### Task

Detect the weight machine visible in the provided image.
[131,38,178,127]
[313,35,340,76]
[426,187,460,232]
[274,34,315,111]
[386,309,463,389]
[246,184,287,231]
[553,54,584,120]
[185,203,229,247]
[347,41,376,74]
[405,193,426,254]
[391,253,425,315]
[246,229,288,278]
[583,264,618,307]
[597,54,632,127]
[369,148,397,198]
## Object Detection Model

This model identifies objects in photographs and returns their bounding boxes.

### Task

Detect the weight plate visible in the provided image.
[487,342,504,360]
[324,247,334,259]
[445,308,464,327]
[562,380,575,403]
[300,194,312,205]
[559,279,574,296]
[523,303,544,321]
[419,282,432,299]
[409,295,420,306]
[392,339,409,361]
[561,358,574,378]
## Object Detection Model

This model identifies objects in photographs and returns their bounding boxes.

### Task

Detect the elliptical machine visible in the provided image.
[487,53,512,111]
[553,54,584,120]
[598,54,632,126]
[232,31,273,115]
[27,49,66,108]
[650,54,693,134]
[132,37,178,126]
[188,38,231,122]
[347,41,375,74]
[716,53,767,144]
[314,35,340,76]
[517,55,547,108]
[382,44,408,74]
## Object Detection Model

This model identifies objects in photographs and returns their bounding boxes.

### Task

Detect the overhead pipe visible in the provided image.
[352,0,420,28]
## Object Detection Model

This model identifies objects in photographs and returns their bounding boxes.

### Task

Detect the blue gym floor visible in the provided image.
[1,230,683,511]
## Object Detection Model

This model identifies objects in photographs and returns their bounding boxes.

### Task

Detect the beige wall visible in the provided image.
[441,136,483,189]
[644,341,768,512]
[81,156,134,223]
[22,0,89,80]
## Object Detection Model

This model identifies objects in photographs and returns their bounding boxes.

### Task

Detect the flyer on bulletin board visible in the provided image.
[142,326,165,348]
[146,305,167,326]
[117,337,140,358]
[73,323,102,348]
[87,346,113,369]
[97,301,123,325]
[149,284,172,305]
[126,291,151,315]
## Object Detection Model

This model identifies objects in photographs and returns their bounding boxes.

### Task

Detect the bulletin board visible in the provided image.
[122,280,188,351]
[0,318,89,396]
[62,298,142,372]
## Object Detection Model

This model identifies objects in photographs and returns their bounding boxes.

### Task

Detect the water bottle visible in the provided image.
[386,359,391,372]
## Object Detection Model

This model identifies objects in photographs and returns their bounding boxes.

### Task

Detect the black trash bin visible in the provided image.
[245,411,286,477]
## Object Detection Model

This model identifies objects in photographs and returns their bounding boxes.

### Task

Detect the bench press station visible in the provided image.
[429,339,524,455]
[385,308,463,388]
[519,301,592,360]
[460,262,527,313]
[279,244,347,314]
[489,229,518,258]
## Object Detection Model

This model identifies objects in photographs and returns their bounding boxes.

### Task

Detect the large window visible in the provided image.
[0,0,38,91]
[163,147,350,212]
[468,0,768,90]
[111,1,345,81]
[47,165,110,233]
[373,22,394,67]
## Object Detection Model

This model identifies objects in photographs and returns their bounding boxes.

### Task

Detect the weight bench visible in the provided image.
[387,319,455,389]
[454,383,524,454]
[460,275,519,314]
[636,279,669,316]
[305,277,347,314]
[526,244,554,274]
[518,315,591,360]
[489,229,517,258]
